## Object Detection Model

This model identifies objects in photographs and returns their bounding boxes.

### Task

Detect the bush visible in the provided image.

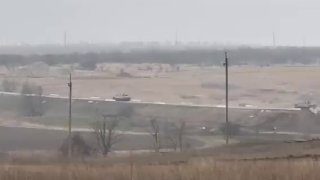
[60,133,91,157]
[20,82,44,116]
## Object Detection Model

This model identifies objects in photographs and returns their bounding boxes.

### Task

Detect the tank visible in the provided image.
[113,93,131,101]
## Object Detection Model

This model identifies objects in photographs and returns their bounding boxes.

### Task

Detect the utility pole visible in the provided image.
[175,30,179,46]
[272,32,276,47]
[67,73,72,157]
[64,31,67,48]
[224,52,229,145]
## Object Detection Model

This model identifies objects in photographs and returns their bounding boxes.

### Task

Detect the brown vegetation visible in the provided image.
[1,139,319,180]
[0,159,319,180]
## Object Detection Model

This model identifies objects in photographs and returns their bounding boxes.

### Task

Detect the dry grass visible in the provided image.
[4,65,320,107]
[1,140,320,180]
[0,158,319,180]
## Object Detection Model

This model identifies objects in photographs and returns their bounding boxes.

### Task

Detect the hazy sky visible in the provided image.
[0,0,319,46]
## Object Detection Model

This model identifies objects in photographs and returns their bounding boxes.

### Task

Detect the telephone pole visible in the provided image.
[224,52,229,145]
[64,31,67,48]
[67,73,72,157]
[175,30,179,46]
[273,32,276,47]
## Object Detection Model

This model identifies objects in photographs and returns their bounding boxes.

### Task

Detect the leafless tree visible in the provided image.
[164,120,186,152]
[163,121,177,151]
[177,120,186,152]
[92,115,121,156]
[150,118,161,153]
[166,134,178,151]
[178,121,186,151]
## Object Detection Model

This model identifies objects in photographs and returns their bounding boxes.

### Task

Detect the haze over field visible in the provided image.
[0,0,320,46]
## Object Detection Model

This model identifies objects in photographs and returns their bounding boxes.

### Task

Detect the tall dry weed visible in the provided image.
[0,159,319,180]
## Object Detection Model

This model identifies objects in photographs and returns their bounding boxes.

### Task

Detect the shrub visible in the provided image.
[19,82,44,116]
[59,133,91,157]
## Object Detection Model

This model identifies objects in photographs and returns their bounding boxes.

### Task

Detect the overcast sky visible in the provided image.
[0,0,319,46]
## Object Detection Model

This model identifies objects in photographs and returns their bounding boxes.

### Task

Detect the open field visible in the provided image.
[1,64,320,108]
[0,126,205,153]
[0,94,300,127]
[0,64,318,154]
[0,63,318,170]
[0,93,314,155]
[0,94,317,135]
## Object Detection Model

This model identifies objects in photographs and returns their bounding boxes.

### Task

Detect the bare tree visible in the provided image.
[166,136,178,151]
[163,120,186,152]
[92,115,121,156]
[177,121,186,152]
[163,121,177,151]
[150,118,161,153]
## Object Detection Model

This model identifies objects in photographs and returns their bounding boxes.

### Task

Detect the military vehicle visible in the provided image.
[113,93,131,101]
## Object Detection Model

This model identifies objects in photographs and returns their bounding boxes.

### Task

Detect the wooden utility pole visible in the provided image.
[224,52,229,145]
[67,73,72,157]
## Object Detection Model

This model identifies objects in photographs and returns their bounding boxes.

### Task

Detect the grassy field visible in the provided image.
[0,93,316,153]
[0,64,318,152]
[0,126,204,152]
[0,64,318,179]
[2,64,320,108]
[0,64,319,135]
[0,94,308,131]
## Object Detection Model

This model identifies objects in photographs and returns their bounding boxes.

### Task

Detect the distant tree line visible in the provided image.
[0,47,319,68]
